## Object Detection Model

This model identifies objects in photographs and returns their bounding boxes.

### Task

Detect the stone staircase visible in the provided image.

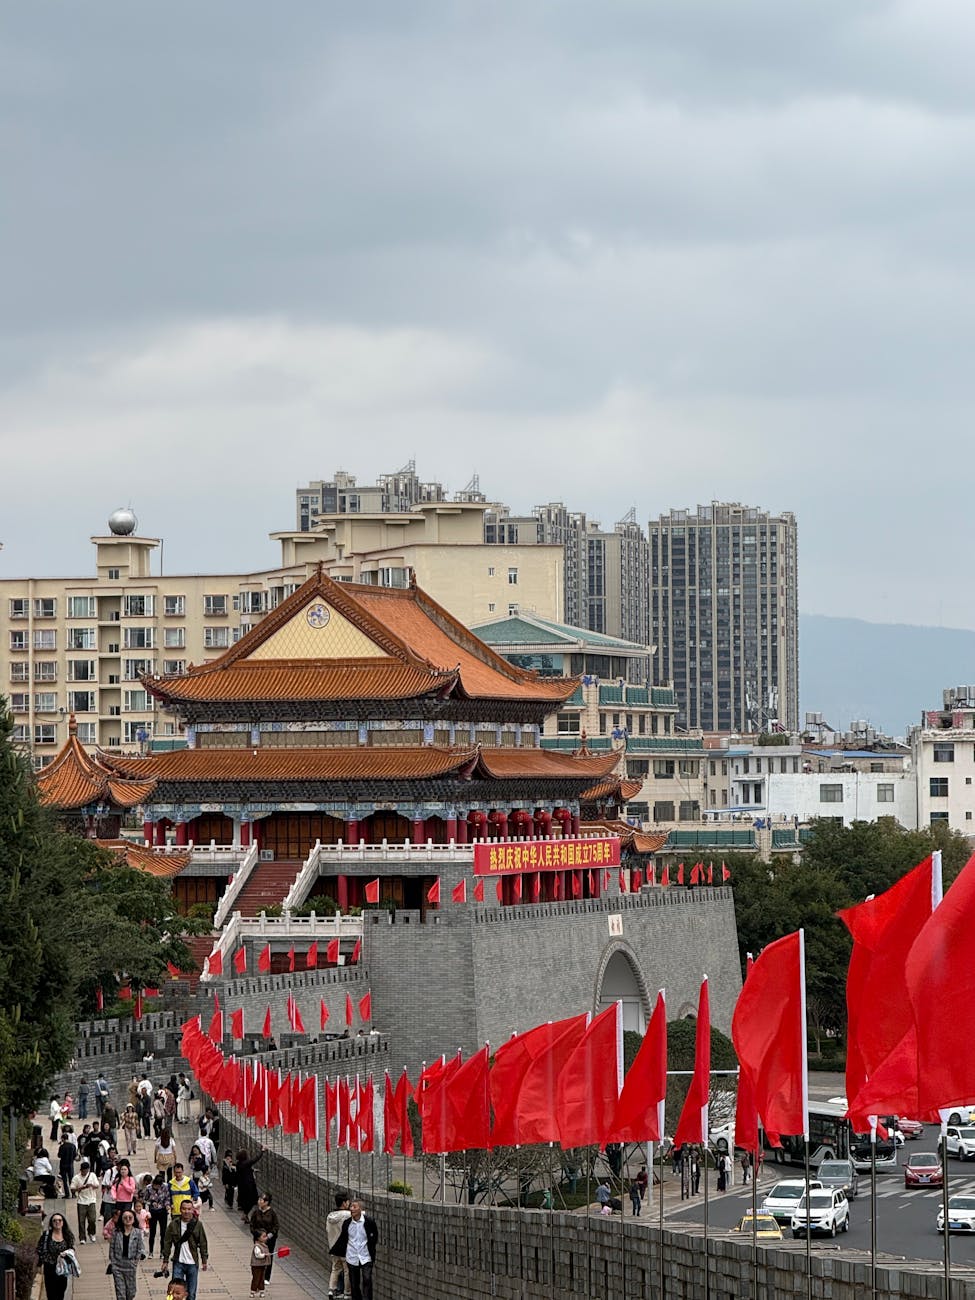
[233,861,304,916]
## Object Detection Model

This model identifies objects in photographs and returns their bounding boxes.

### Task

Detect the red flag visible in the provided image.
[903,851,975,1116]
[571,871,581,899]
[95,986,104,1010]
[552,872,562,900]
[166,961,180,977]
[441,1046,491,1152]
[490,1015,587,1146]
[351,938,362,963]
[356,1076,375,1153]
[587,869,595,895]
[473,878,484,903]
[707,864,714,885]
[336,1077,350,1148]
[359,992,372,1022]
[276,1248,291,1258]
[262,1005,272,1039]
[419,1053,463,1153]
[134,990,143,1020]
[326,938,340,964]
[279,1070,294,1137]
[324,1079,337,1152]
[619,869,628,894]
[673,976,710,1147]
[722,863,731,883]
[690,864,701,886]
[383,1071,399,1155]
[293,1002,306,1034]
[207,1007,224,1043]
[306,942,318,970]
[299,1075,319,1143]
[735,956,760,1152]
[839,855,939,1125]
[603,869,611,890]
[206,949,223,977]
[661,864,670,887]
[613,990,667,1142]
[233,946,247,975]
[397,1070,415,1156]
[230,1008,244,1039]
[288,945,296,973]
[732,932,807,1138]
[452,879,467,904]
[677,863,685,886]
[512,873,522,902]
[145,987,160,998]
[346,993,354,1027]
[320,1000,330,1031]
[530,872,540,903]
[258,944,271,973]
[365,878,380,904]
[556,1003,623,1148]
[495,878,503,903]
[427,878,441,906]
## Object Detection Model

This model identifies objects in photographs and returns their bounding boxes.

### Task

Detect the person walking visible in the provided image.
[58,1129,77,1198]
[49,1095,63,1142]
[78,1079,89,1121]
[71,1160,100,1244]
[113,1158,137,1215]
[250,1230,271,1295]
[122,1105,140,1157]
[690,1149,701,1196]
[160,1199,209,1300]
[168,1163,198,1217]
[235,1146,265,1220]
[154,1128,177,1175]
[220,1151,237,1210]
[741,1150,752,1185]
[36,1212,75,1300]
[176,1077,192,1125]
[326,1192,351,1300]
[146,1172,170,1258]
[102,1100,120,1149]
[330,1199,377,1300]
[95,1074,110,1119]
[108,1207,146,1300]
[628,1176,642,1216]
[248,1194,279,1282]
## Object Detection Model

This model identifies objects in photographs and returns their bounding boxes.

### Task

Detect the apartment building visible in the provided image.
[911,685,975,833]
[649,502,799,734]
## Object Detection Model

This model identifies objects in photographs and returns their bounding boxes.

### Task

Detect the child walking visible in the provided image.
[250,1229,270,1295]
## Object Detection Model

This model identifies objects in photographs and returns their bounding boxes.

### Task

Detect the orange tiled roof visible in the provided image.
[36,719,157,810]
[98,745,482,783]
[579,774,642,803]
[582,819,669,855]
[475,747,620,781]
[144,569,578,708]
[95,839,191,878]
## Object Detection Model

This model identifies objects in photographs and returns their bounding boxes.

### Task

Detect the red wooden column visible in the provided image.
[456,815,469,845]
[252,820,262,850]
[446,815,458,843]
[571,812,581,837]
[337,875,349,912]
[154,821,167,847]
[412,817,425,843]
[143,820,153,845]
[240,821,251,848]
[174,822,188,847]
[346,818,360,846]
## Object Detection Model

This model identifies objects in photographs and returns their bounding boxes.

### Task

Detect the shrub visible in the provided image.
[387,1180,413,1197]
[14,1238,38,1300]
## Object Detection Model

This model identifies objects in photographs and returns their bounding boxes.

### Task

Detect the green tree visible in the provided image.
[665,1016,737,1132]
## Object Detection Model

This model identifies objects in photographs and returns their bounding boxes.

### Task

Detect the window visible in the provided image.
[930,777,949,798]
[654,759,676,779]
[8,598,28,618]
[107,568,120,580]
[123,721,152,744]
[678,760,699,777]
[34,692,57,712]
[12,724,29,743]
[877,783,895,803]
[33,629,56,650]
[34,662,57,682]
[164,595,186,616]
[930,812,950,824]
[163,627,185,648]
[67,596,96,618]
[487,603,496,613]
[239,591,266,614]
[508,603,518,616]
[203,595,228,616]
[32,598,56,618]
[507,568,518,585]
[76,722,96,744]
[68,627,96,650]
[34,725,56,745]
[204,626,230,648]
[557,713,581,734]
[9,663,29,682]
[653,800,675,821]
[679,800,699,820]
[488,566,496,577]
[163,659,186,675]
[933,742,955,763]
[123,659,153,680]
[68,691,96,712]
[820,784,843,803]
[9,631,27,651]
[123,689,148,711]
[123,626,155,649]
[68,660,96,682]
[9,693,28,713]
[123,594,155,617]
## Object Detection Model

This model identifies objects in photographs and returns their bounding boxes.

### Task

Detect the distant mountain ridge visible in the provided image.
[799,614,975,738]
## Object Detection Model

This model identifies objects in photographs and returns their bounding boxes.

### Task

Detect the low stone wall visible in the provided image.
[220,1114,968,1300]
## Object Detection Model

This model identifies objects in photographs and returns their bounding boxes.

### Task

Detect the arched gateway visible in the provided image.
[595,942,653,1034]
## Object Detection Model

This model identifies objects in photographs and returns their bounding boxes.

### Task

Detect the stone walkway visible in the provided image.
[38,1119,327,1300]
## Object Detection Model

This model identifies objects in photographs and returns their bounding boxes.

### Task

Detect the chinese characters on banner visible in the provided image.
[472,837,620,876]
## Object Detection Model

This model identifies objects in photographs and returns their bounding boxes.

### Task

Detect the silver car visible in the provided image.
[816,1158,859,1200]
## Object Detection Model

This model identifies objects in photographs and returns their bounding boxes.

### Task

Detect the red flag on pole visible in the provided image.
[326,938,340,964]
[206,949,223,977]
[291,1001,306,1035]
[571,871,581,898]
[207,1006,224,1044]
[677,863,685,886]
[618,869,628,894]
[556,1002,624,1148]
[707,863,714,885]
[134,990,143,1021]
[512,873,522,902]
[359,992,372,1022]
[514,1014,588,1145]
[166,961,180,977]
[397,1069,415,1156]
[258,944,271,973]
[288,945,296,973]
[495,878,504,903]
[441,1046,491,1152]
[427,878,441,906]
[356,1077,375,1153]
[233,947,247,975]
[661,864,670,887]
[452,879,466,904]
[721,862,731,883]
[320,1000,330,1031]
[95,986,104,1011]
[262,1005,272,1039]
[530,872,540,903]
[383,1071,399,1155]
[230,1008,244,1039]
[588,869,595,896]
[732,932,807,1138]
[365,879,380,904]
[613,989,667,1142]
[351,938,362,963]
[473,877,484,902]
[673,976,710,1147]
[306,942,318,970]
[346,993,354,1027]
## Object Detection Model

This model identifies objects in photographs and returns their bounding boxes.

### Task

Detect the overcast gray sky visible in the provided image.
[2,1,973,627]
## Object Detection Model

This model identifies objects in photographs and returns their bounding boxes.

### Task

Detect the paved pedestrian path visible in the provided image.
[36,1119,326,1300]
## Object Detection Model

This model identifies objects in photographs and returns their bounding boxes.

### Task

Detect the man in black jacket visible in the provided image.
[329,1199,378,1300]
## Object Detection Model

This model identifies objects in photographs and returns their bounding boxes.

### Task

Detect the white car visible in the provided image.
[946,1127,975,1160]
[761,1179,823,1226]
[945,1106,975,1126]
[938,1195,975,1233]
[791,1188,850,1238]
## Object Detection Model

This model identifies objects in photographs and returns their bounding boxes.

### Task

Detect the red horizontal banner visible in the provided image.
[473,837,620,876]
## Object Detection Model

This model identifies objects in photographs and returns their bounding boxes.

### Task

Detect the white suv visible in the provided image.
[791,1188,850,1238]
[946,1127,975,1160]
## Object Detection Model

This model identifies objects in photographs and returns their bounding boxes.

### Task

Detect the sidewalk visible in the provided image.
[38,1120,326,1300]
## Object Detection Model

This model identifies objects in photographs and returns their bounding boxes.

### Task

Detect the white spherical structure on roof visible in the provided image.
[108,508,138,536]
